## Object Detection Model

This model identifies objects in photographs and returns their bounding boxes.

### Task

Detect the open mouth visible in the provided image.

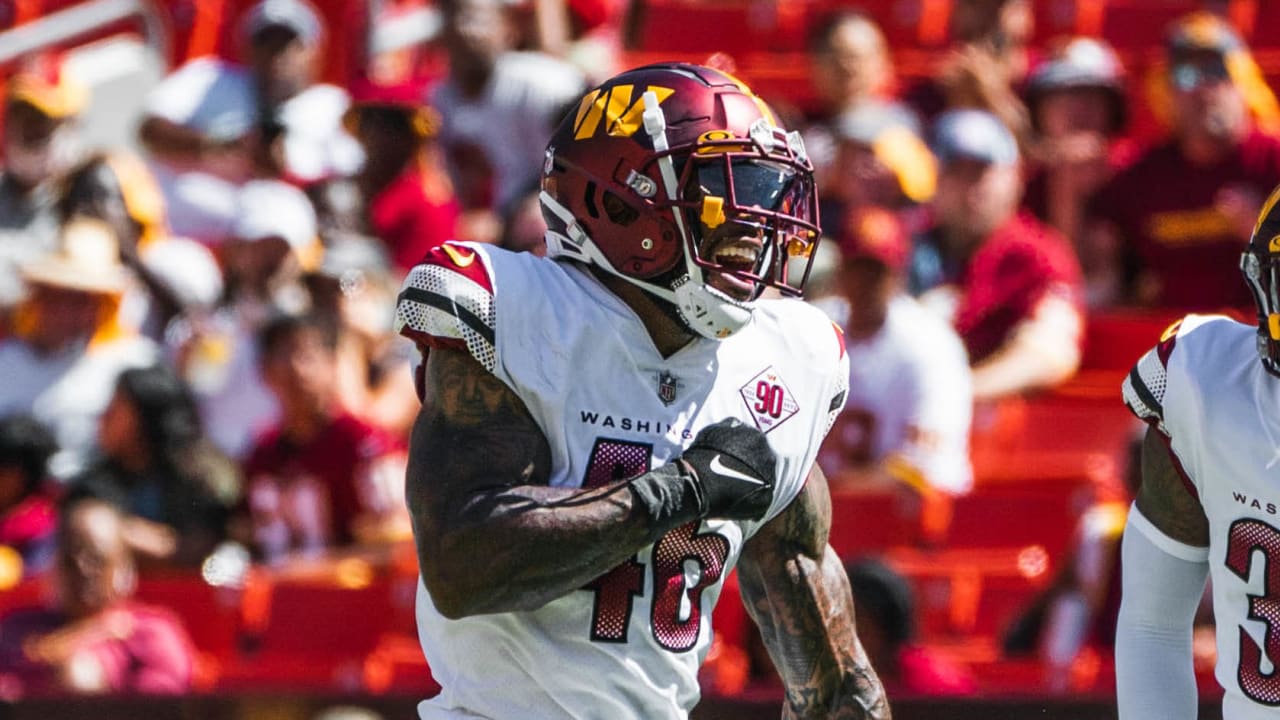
[706,238,763,299]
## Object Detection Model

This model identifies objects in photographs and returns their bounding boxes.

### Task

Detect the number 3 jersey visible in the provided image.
[396,242,849,720]
[1123,314,1280,719]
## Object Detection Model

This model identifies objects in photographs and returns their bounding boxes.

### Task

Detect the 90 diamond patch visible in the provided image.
[739,366,799,433]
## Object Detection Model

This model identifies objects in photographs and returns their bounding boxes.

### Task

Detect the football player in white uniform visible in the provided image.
[1118,185,1280,719]
[394,63,890,719]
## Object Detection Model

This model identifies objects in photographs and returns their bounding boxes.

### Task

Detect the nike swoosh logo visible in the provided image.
[709,455,765,486]
[442,243,476,268]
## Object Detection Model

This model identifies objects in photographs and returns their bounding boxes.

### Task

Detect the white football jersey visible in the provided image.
[1123,314,1280,719]
[396,242,849,720]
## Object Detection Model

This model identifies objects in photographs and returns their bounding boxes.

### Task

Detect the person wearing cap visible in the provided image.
[245,0,363,184]
[0,219,159,479]
[914,109,1084,401]
[139,0,360,187]
[432,0,586,217]
[1086,11,1280,311]
[817,205,973,504]
[1023,37,1135,265]
[0,60,86,315]
[824,103,936,232]
[345,78,461,273]
[172,179,320,461]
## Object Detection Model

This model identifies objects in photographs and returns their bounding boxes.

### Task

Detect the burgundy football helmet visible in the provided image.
[1242,183,1280,376]
[540,63,820,339]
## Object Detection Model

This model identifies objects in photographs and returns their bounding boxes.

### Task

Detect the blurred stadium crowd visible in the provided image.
[0,0,1270,714]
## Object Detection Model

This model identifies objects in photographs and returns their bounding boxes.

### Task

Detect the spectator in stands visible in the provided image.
[1022,37,1133,303]
[822,103,936,237]
[1086,12,1280,311]
[305,238,419,436]
[0,416,58,578]
[432,0,585,228]
[73,365,239,568]
[804,10,919,210]
[243,0,364,184]
[0,61,86,317]
[140,0,361,197]
[528,0,626,85]
[0,219,157,479]
[344,79,460,274]
[242,313,408,564]
[0,496,195,696]
[57,153,224,340]
[904,0,1033,139]
[173,180,319,461]
[817,206,972,503]
[912,109,1084,400]
[846,558,977,697]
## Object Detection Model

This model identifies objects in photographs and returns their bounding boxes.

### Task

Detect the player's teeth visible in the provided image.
[717,247,757,262]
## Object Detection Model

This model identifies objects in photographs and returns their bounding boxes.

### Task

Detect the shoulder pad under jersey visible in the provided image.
[395,242,497,373]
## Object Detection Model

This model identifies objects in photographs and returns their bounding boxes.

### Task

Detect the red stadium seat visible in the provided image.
[218,563,402,691]
[828,486,922,559]
[884,545,1053,640]
[942,483,1092,557]
[1098,0,1202,51]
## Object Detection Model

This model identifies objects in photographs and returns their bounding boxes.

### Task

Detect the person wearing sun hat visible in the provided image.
[1086,11,1280,311]
[817,205,972,506]
[0,218,158,479]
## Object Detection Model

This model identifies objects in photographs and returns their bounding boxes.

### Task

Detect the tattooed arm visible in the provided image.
[1115,426,1209,719]
[737,464,890,719]
[407,346,656,619]
[1132,426,1209,546]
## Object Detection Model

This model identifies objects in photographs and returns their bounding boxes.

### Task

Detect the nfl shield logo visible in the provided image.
[657,371,679,406]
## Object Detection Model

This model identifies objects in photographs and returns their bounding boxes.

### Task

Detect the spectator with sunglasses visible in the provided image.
[1085,12,1280,311]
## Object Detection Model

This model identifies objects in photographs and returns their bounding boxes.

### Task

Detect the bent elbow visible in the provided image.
[419,564,476,620]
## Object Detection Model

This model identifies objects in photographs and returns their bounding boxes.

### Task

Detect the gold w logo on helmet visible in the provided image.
[573,84,674,140]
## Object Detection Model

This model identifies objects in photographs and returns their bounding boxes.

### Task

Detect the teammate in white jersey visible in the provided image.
[394,63,890,719]
[1117,184,1280,719]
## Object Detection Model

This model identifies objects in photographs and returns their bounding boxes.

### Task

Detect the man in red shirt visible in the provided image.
[912,109,1084,400]
[1087,12,1280,311]
[0,496,194,696]
[344,78,461,273]
[242,313,408,562]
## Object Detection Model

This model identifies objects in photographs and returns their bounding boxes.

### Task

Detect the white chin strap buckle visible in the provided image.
[673,279,753,340]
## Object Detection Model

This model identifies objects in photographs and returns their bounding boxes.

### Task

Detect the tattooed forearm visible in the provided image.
[407,347,654,618]
[739,467,890,719]
[1134,426,1208,546]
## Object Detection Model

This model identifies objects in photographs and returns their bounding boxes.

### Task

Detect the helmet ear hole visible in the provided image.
[583,182,600,219]
[603,191,639,226]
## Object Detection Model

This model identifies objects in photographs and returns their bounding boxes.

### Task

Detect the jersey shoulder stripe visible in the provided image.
[1121,317,1186,433]
[1120,314,1234,434]
[394,242,498,372]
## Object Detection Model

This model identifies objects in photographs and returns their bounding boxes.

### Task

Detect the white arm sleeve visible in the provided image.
[1115,504,1209,720]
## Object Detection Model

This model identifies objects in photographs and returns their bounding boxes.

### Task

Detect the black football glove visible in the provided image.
[630,418,778,533]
